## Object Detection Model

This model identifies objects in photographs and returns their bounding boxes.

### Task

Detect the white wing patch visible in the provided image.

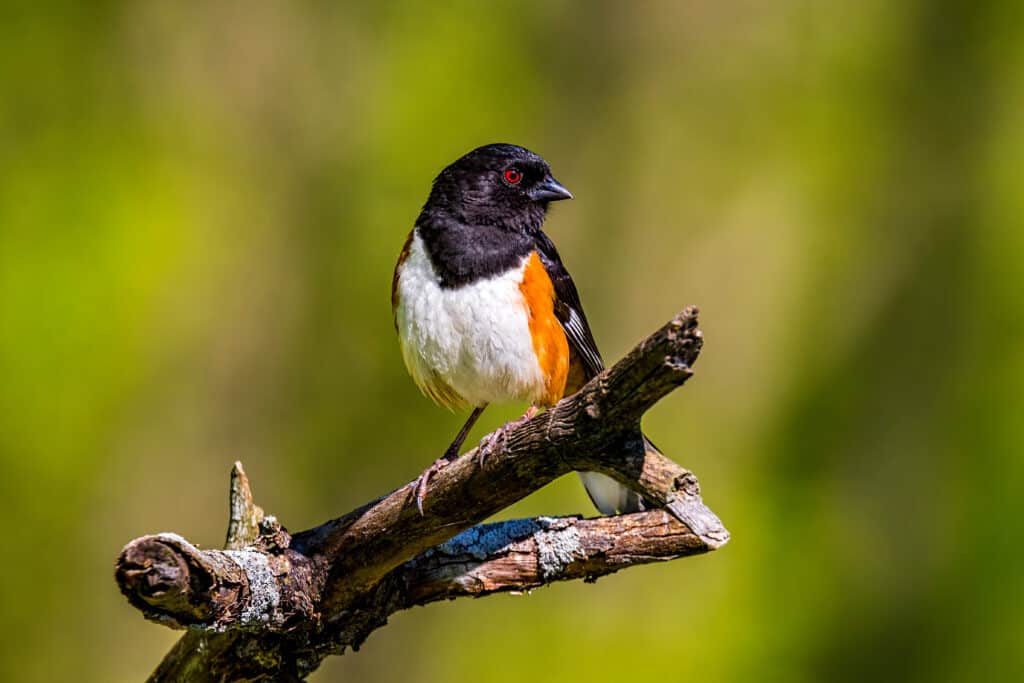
[564,307,603,373]
[395,231,547,408]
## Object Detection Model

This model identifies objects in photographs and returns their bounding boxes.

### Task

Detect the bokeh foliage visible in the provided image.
[1,1,1022,681]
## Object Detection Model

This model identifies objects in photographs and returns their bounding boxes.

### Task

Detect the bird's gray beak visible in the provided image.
[531,175,574,202]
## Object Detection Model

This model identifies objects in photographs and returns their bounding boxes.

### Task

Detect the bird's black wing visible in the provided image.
[535,231,652,513]
[533,231,605,379]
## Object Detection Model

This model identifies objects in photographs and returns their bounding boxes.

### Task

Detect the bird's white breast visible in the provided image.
[395,231,545,408]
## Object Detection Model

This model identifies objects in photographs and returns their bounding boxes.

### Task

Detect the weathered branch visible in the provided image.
[115,306,728,681]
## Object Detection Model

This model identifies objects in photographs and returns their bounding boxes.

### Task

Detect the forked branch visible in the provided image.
[115,306,728,681]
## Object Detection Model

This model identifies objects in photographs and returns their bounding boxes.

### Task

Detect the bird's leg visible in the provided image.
[477,405,539,466]
[413,404,487,515]
[442,404,487,461]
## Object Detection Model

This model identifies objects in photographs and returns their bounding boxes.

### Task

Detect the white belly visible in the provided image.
[395,232,545,408]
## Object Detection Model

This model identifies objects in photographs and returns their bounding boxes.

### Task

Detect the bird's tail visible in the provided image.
[578,471,644,514]
[578,434,658,514]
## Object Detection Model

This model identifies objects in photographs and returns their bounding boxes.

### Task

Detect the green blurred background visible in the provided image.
[2,1,1022,681]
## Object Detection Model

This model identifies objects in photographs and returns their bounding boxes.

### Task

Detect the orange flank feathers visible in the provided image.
[520,251,569,407]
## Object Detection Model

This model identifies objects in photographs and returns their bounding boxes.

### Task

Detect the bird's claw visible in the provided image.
[477,429,505,466]
[476,406,538,467]
[412,457,451,515]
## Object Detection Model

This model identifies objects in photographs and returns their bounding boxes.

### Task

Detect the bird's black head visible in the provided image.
[422,143,573,232]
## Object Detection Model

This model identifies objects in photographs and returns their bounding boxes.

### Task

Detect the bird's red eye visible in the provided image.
[504,168,522,185]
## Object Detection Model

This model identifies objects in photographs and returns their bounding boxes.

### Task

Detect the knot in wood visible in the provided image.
[256,516,292,552]
[673,472,701,497]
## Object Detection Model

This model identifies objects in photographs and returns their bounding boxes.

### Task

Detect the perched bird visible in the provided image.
[392,143,646,515]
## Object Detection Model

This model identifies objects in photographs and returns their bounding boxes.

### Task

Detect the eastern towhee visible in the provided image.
[393,143,647,515]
